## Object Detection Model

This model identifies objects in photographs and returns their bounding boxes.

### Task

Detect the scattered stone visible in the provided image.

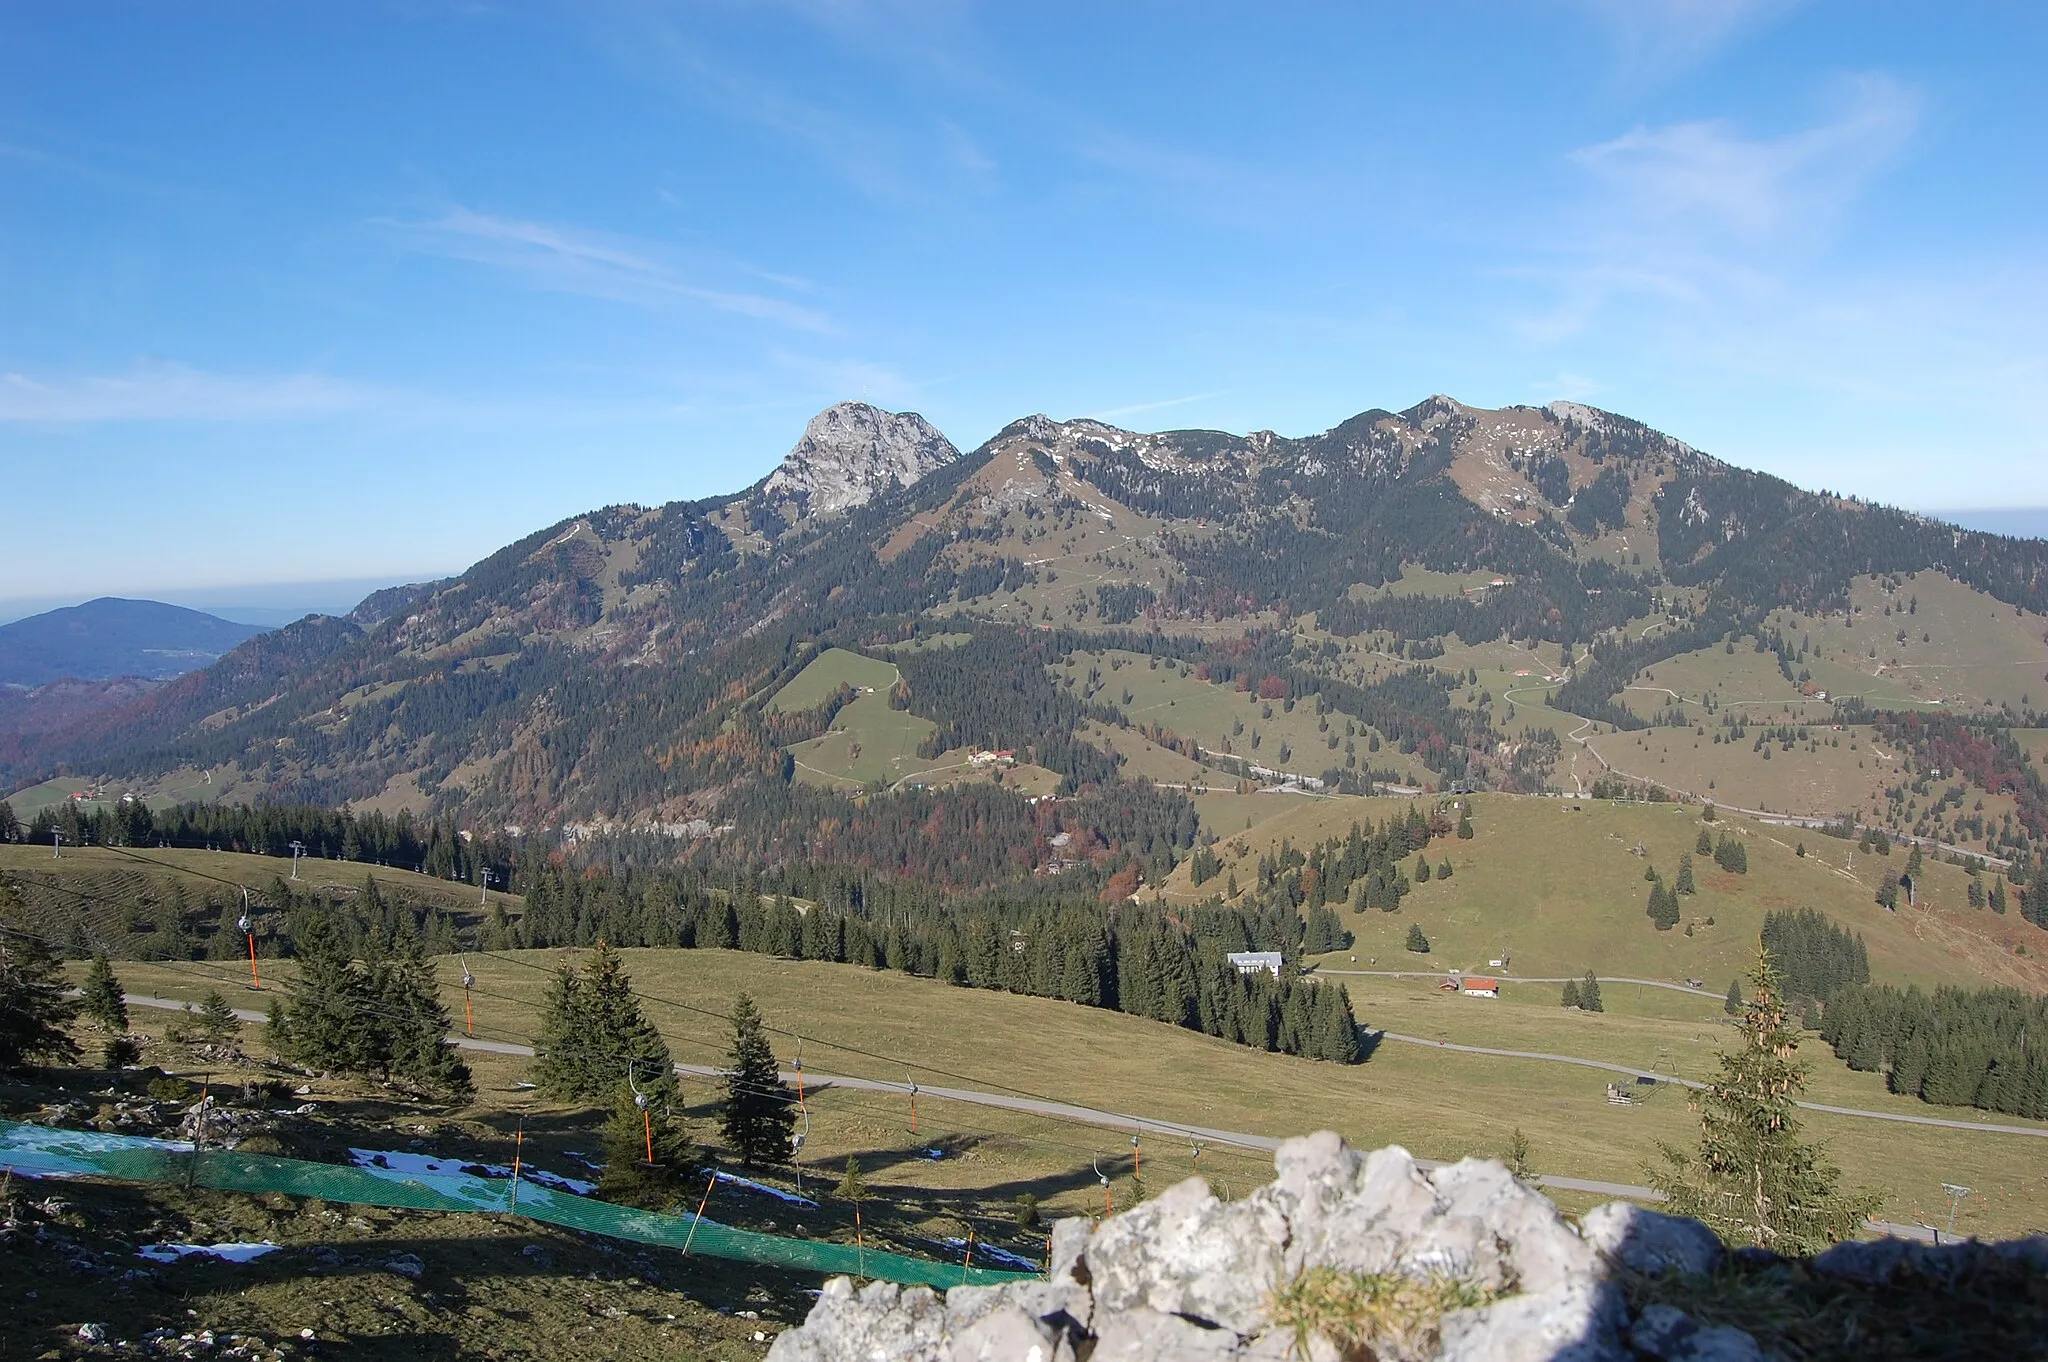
[385,1253,425,1279]
[77,1322,108,1343]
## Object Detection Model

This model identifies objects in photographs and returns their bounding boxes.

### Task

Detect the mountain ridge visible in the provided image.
[9,396,2048,871]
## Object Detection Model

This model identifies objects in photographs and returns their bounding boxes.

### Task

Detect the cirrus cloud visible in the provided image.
[0,362,373,423]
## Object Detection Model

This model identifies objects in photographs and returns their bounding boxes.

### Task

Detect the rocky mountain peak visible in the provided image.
[759,402,960,516]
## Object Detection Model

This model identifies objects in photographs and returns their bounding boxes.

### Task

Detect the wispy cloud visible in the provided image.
[1572,0,1804,80]
[390,207,832,331]
[1086,391,1229,423]
[0,363,372,422]
[1512,74,1919,342]
[1569,74,1917,247]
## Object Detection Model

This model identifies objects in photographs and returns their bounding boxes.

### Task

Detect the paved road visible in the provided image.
[121,995,1942,1238]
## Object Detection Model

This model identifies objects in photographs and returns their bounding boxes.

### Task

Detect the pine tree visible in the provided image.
[1675,854,1697,896]
[371,929,473,1102]
[1649,949,1878,1253]
[719,992,796,1166]
[532,943,671,1105]
[1580,971,1604,1013]
[191,990,242,1046]
[837,1155,870,1205]
[81,954,128,1033]
[1647,883,1680,930]
[597,1080,696,1209]
[0,906,81,1068]
[268,910,375,1076]
[1561,978,1581,1008]
[1503,1127,1533,1179]
[1404,923,1430,954]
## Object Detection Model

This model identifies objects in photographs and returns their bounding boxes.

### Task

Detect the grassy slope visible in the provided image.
[93,946,2048,1241]
[1054,649,1431,788]
[768,647,956,791]
[1158,794,2048,994]
[0,844,513,949]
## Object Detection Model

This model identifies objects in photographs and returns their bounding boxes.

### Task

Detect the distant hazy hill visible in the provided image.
[0,598,267,687]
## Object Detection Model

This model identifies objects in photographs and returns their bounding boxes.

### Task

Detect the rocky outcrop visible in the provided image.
[758,402,960,517]
[767,1133,1757,1362]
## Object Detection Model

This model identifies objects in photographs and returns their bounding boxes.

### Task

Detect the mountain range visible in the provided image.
[7,395,2048,875]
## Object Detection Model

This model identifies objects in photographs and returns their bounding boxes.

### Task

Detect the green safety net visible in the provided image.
[0,1120,1037,1290]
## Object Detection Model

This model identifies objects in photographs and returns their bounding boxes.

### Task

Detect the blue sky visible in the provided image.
[3,2,2045,606]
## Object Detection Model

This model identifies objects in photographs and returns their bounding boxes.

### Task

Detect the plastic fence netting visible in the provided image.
[0,1120,1034,1290]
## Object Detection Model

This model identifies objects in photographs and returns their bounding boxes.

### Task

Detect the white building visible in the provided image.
[1226,951,1284,976]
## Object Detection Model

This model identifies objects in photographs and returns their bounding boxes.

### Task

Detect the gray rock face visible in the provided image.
[759,402,959,516]
[1809,1233,2048,1286]
[1628,1304,1766,1362]
[1579,1202,1724,1279]
[768,1133,1648,1362]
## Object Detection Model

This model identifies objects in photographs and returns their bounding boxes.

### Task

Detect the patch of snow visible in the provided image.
[935,1237,1040,1272]
[348,1146,597,1196]
[713,1170,818,1206]
[138,1241,280,1264]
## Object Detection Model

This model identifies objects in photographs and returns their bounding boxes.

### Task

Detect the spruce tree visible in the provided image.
[371,929,473,1102]
[81,953,128,1033]
[1503,1127,1533,1179]
[1437,859,1453,880]
[1404,923,1430,954]
[1580,971,1603,1013]
[1990,877,2007,914]
[1414,855,1431,884]
[1456,812,1474,839]
[192,990,242,1046]
[1697,827,1714,856]
[268,910,374,1076]
[1675,854,1696,896]
[1724,978,1743,1015]
[0,908,81,1069]
[719,992,796,1166]
[533,943,671,1105]
[597,1080,696,1209]
[837,1155,870,1205]
[1561,978,1581,1008]
[1649,949,1878,1253]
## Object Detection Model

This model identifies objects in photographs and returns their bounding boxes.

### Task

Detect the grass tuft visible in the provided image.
[1266,1265,1496,1361]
